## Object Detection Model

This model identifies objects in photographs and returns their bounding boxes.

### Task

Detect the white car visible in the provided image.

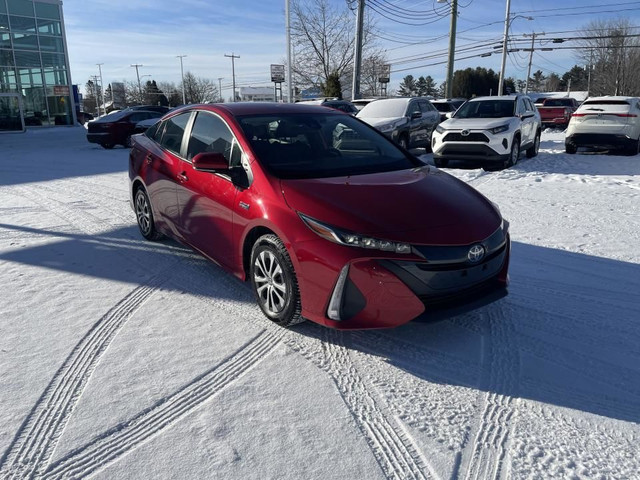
[431,95,542,170]
[565,96,640,155]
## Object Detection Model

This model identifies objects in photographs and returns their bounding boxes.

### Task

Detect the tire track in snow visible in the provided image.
[320,329,436,480]
[41,330,283,480]
[461,306,520,480]
[0,281,161,480]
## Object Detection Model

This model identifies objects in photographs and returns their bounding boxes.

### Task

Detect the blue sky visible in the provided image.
[62,0,640,96]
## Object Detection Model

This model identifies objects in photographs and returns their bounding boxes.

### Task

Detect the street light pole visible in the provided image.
[96,63,104,114]
[218,77,223,102]
[524,32,536,94]
[224,53,240,102]
[351,0,365,101]
[177,55,187,104]
[497,0,512,96]
[285,0,293,103]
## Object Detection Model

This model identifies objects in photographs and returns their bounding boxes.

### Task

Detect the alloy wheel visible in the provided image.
[253,250,288,316]
[135,190,152,236]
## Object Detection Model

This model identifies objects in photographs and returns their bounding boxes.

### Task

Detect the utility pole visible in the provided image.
[587,50,593,97]
[498,0,512,96]
[96,63,104,114]
[224,53,240,102]
[351,0,365,101]
[130,64,143,101]
[218,77,223,102]
[438,0,457,99]
[176,55,187,105]
[285,0,293,103]
[524,32,536,94]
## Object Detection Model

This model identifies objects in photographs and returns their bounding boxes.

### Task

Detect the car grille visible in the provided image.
[443,132,489,142]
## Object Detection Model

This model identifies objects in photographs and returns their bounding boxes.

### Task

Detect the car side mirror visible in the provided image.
[192,152,229,172]
[445,112,454,119]
[411,112,422,120]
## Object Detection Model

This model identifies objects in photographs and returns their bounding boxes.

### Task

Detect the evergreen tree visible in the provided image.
[398,75,417,96]
[322,72,342,98]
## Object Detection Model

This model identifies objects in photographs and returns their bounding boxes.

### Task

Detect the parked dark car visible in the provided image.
[297,99,359,115]
[356,97,441,151]
[125,105,171,115]
[129,103,510,329]
[431,98,466,122]
[87,110,163,149]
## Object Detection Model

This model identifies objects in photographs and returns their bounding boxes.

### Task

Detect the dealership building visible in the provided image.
[1,0,74,130]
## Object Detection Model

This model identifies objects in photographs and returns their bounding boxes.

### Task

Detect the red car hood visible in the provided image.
[281,167,501,245]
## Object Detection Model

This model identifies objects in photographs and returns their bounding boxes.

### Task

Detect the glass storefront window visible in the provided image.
[0,67,18,92]
[12,33,38,50]
[18,66,43,86]
[37,35,62,52]
[0,2,6,14]
[9,14,36,32]
[47,93,70,125]
[0,32,10,48]
[0,48,13,66]
[21,84,46,125]
[14,49,39,66]
[41,51,64,68]
[35,2,59,20]
[37,18,61,36]
[7,0,35,17]
[43,67,65,85]
[1,13,9,29]
[0,94,25,131]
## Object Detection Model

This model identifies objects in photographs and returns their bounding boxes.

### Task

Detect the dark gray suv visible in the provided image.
[356,97,441,151]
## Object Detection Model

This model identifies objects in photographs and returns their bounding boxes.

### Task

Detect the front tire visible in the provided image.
[398,133,409,150]
[250,234,303,327]
[134,187,162,241]
[526,132,540,158]
[507,136,520,167]
[565,143,577,154]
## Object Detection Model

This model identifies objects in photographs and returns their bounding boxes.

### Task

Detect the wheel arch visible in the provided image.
[241,225,278,281]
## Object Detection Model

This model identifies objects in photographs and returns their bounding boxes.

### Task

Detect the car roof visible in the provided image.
[468,95,518,102]
[583,96,639,102]
[183,102,345,116]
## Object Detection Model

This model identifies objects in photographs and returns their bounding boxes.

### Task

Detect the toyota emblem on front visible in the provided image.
[467,244,485,263]
[461,129,470,137]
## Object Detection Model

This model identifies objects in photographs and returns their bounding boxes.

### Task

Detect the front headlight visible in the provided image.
[435,124,446,134]
[299,213,412,254]
[488,124,510,135]
[377,122,395,132]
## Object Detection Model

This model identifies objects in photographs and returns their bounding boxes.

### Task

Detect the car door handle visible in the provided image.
[177,172,188,182]
[145,154,153,165]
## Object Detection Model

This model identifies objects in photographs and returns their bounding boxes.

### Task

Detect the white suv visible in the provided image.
[565,96,640,155]
[431,95,541,170]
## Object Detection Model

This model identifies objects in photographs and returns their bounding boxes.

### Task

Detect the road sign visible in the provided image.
[379,64,391,84]
[271,64,285,83]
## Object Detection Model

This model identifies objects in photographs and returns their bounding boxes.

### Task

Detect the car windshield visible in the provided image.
[238,113,422,179]
[432,103,452,112]
[544,99,572,107]
[357,99,408,118]
[454,100,515,119]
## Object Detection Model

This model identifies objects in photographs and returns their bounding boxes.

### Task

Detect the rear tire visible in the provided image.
[626,137,640,156]
[565,144,577,154]
[250,234,304,327]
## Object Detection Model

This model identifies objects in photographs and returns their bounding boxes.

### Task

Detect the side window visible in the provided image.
[523,98,533,112]
[145,120,162,140]
[187,111,242,167]
[408,102,421,117]
[418,101,430,113]
[517,98,526,115]
[159,112,191,155]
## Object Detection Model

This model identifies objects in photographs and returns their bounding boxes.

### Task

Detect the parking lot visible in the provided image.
[1,127,639,479]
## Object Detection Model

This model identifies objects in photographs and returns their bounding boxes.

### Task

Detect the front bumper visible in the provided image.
[432,130,512,165]
[565,133,637,150]
[296,228,510,330]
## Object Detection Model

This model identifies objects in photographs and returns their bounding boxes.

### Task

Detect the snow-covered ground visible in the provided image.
[1,127,639,479]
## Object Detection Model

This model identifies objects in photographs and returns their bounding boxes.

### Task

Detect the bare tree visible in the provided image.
[577,18,640,96]
[157,81,182,107]
[180,72,219,104]
[290,0,384,98]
